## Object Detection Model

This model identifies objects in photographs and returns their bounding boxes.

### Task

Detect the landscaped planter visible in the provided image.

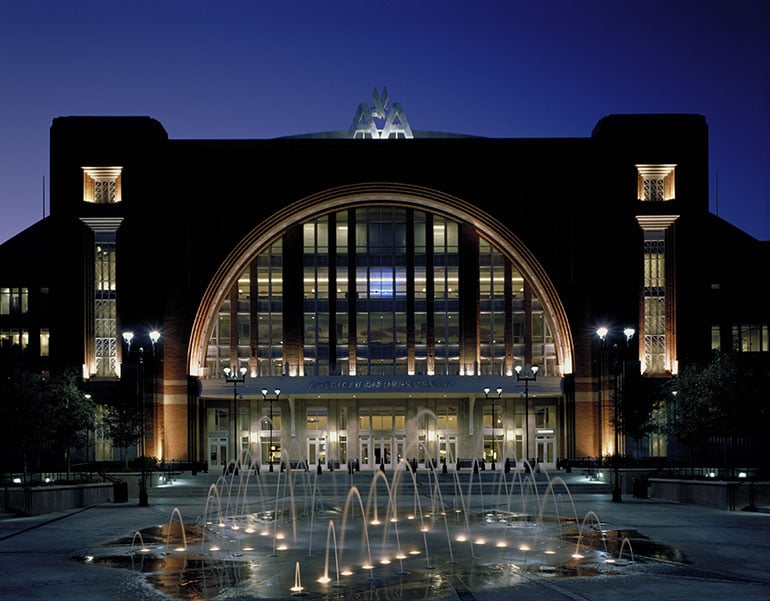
[649,477,769,510]
[2,472,164,515]
[4,482,114,516]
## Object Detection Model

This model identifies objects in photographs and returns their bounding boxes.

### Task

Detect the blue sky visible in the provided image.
[1,0,768,243]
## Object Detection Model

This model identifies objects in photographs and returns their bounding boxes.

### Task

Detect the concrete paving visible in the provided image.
[0,470,768,601]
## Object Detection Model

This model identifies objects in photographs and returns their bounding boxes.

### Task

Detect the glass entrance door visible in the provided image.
[360,437,371,470]
[307,436,327,470]
[208,437,228,469]
[394,436,405,468]
[535,434,556,469]
[439,435,456,467]
[373,436,393,469]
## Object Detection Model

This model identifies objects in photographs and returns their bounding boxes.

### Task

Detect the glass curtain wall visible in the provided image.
[208,206,554,379]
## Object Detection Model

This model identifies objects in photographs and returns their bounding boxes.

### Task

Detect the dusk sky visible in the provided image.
[1,0,768,244]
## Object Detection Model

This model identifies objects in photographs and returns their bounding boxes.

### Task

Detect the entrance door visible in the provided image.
[394,436,405,468]
[360,437,371,470]
[307,436,327,469]
[208,437,228,469]
[439,436,457,466]
[373,436,393,469]
[535,434,556,469]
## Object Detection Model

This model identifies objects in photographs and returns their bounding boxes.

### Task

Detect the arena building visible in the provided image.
[2,89,767,472]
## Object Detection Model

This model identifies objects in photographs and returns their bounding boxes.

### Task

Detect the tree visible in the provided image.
[619,367,656,456]
[104,388,141,468]
[729,352,770,441]
[661,354,723,465]
[0,368,49,479]
[46,369,96,474]
[0,367,95,479]
[660,350,766,468]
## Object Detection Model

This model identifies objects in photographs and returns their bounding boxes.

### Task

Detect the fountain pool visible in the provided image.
[77,461,681,600]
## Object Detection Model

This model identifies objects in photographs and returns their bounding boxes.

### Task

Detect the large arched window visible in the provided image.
[204,205,557,379]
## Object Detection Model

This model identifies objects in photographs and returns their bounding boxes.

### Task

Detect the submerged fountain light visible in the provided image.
[131,531,151,555]
[290,561,305,595]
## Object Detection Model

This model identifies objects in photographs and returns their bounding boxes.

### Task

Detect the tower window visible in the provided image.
[636,165,676,201]
[83,166,123,204]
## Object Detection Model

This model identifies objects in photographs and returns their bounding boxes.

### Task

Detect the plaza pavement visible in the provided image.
[0,469,767,601]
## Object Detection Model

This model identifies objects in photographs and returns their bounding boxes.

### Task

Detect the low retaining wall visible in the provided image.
[4,483,114,516]
[2,472,163,515]
[649,478,770,510]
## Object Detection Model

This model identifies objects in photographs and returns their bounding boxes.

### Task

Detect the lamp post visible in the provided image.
[596,326,635,503]
[515,365,539,466]
[483,386,503,470]
[122,329,160,507]
[148,330,160,466]
[224,366,247,469]
[84,393,92,463]
[262,388,281,472]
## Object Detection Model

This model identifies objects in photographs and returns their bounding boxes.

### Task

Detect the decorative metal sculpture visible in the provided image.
[349,86,413,139]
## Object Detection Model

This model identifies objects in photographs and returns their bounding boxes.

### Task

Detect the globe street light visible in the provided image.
[483,386,503,470]
[596,326,635,503]
[262,388,281,471]
[224,366,247,470]
[148,330,161,467]
[515,365,539,466]
[122,329,161,507]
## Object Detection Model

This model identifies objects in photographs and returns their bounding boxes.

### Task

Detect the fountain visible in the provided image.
[78,413,654,600]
